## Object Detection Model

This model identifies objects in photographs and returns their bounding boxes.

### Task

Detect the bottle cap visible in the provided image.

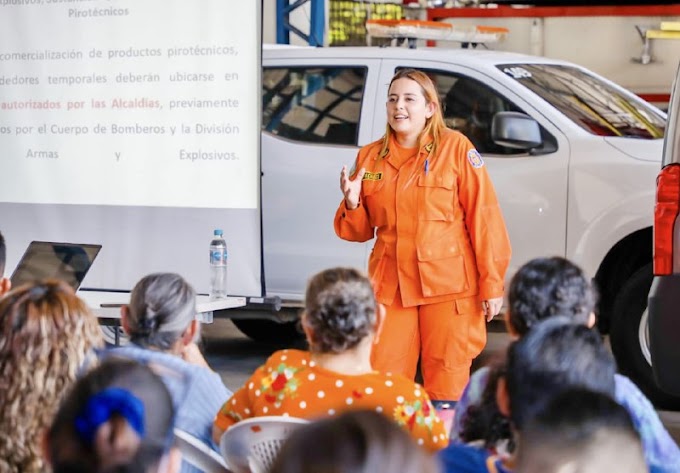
[214,229,223,236]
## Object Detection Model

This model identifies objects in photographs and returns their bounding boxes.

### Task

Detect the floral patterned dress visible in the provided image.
[214,349,448,451]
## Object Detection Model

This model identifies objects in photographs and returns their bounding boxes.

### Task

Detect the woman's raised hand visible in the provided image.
[340,165,365,210]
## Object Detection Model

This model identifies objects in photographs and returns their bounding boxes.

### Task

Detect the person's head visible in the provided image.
[270,410,441,473]
[500,317,616,432]
[47,358,181,473]
[0,279,103,472]
[380,68,447,158]
[121,273,198,352]
[507,257,597,337]
[0,230,10,295]
[301,267,383,355]
[517,388,646,473]
[459,363,512,447]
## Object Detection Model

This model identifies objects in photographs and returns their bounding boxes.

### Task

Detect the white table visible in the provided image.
[79,291,247,319]
[78,291,246,345]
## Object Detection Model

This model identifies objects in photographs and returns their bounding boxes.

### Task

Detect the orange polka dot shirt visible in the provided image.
[214,349,448,451]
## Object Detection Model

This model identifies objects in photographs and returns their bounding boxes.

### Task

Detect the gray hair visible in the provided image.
[127,272,196,350]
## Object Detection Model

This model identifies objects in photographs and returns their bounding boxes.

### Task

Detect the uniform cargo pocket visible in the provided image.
[416,226,462,263]
[417,254,468,297]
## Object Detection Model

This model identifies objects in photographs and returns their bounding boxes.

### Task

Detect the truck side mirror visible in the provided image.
[491,111,543,151]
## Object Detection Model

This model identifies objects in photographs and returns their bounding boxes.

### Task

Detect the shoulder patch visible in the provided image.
[363,171,383,181]
[467,149,484,169]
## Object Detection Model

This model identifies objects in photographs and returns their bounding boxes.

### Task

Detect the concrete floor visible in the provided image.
[201,316,680,446]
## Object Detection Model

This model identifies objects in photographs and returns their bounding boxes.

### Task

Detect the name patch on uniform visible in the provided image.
[363,172,383,181]
[467,149,484,169]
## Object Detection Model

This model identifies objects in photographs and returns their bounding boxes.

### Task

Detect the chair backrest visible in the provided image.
[174,428,231,473]
[219,416,309,473]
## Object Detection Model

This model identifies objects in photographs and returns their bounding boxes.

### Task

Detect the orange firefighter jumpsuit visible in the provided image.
[334,129,511,400]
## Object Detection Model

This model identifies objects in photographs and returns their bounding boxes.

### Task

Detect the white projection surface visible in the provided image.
[0,0,262,296]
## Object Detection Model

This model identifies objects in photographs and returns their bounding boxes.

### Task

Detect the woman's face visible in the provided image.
[386,77,434,139]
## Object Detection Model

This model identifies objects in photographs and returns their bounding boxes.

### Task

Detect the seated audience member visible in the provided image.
[439,318,619,473]
[0,280,103,472]
[0,231,11,295]
[517,388,648,473]
[213,267,447,451]
[270,410,441,473]
[108,273,231,465]
[46,358,181,473]
[453,257,596,447]
[452,257,680,471]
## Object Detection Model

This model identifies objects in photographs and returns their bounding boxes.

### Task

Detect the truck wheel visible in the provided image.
[232,318,305,345]
[610,263,680,410]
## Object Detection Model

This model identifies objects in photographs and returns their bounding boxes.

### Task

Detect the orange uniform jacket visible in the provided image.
[334,129,511,310]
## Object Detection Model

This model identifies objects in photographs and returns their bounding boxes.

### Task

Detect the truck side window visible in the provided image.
[399,68,535,155]
[262,66,367,146]
[437,73,525,154]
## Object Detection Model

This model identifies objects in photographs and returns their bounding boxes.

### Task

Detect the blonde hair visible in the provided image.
[0,280,103,472]
[379,69,447,160]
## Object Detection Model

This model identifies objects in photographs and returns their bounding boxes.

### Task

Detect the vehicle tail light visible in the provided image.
[654,163,680,275]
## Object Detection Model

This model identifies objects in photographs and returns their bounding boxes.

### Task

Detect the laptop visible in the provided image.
[10,241,102,290]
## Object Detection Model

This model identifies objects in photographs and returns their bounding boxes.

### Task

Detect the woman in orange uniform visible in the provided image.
[334,69,511,403]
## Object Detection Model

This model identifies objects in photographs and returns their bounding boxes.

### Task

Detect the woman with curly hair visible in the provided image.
[213,267,447,452]
[0,279,103,473]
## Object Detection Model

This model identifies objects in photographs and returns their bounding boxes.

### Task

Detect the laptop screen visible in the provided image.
[10,241,102,290]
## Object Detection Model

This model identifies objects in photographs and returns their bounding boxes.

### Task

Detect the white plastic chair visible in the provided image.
[219,416,309,473]
[174,428,231,473]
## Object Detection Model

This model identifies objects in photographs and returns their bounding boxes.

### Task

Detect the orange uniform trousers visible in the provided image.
[372,290,487,401]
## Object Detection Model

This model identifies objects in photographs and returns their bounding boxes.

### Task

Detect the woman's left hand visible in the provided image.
[482,297,503,322]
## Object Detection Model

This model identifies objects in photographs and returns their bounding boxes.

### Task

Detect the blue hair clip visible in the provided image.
[75,387,145,445]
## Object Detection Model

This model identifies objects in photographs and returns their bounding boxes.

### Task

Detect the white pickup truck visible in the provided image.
[234,45,671,407]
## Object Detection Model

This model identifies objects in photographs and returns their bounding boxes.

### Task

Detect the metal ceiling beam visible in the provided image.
[276,0,324,46]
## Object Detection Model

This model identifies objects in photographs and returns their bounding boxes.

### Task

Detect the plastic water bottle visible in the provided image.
[209,229,228,300]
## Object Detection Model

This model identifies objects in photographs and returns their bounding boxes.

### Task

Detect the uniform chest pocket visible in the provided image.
[417,172,456,221]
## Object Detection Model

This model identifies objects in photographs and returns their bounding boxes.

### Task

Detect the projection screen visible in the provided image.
[0,0,262,296]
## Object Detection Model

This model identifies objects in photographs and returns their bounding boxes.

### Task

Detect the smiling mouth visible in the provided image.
[394,115,408,120]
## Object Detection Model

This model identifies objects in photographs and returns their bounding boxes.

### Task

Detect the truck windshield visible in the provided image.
[497,64,666,139]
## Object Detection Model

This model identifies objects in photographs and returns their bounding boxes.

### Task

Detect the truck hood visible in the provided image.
[604,137,663,163]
